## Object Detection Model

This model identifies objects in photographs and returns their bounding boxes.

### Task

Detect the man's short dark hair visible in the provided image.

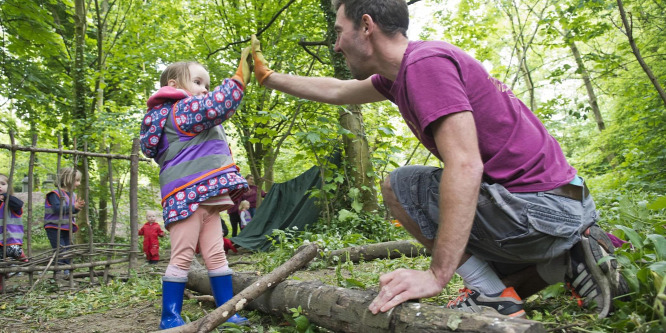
[333,0,409,37]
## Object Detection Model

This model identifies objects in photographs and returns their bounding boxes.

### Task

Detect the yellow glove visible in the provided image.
[251,34,274,85]
[231,46,252,88]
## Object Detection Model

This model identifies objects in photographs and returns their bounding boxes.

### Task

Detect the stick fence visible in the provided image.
[1,132,150,292]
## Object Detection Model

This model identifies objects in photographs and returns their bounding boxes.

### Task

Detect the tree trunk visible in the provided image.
[616,0,666,107]
[319,0,379,212]
[186,271,545,333]
[567,39,615,165]
[73,0,89,244]
[94,0,110,235]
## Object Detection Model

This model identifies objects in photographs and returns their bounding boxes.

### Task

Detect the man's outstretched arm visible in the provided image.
[252,35,386,105]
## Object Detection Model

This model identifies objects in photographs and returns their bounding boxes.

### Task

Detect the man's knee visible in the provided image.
[381,175,395,200]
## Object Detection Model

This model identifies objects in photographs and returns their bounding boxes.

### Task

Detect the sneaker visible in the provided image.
[446,287,526,318]
[565,225,629,318]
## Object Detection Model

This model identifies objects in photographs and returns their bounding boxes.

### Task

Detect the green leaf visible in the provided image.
[647,235,666,261]
[647,196,666,210]
[616,225,644,251]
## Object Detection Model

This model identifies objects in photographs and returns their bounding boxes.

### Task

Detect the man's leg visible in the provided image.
[384,167,524,317]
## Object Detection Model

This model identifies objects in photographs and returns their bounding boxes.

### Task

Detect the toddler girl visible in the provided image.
[0,174,26,262]
[139,47,252,329]
[239,200,251,229]
[139,210,164,264]
[44,167,85,278]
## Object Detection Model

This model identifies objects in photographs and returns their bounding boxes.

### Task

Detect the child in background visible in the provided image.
[44,167,85,278]
[0,173,26,292]
[139,48,252,328]
[139,210,164,264]
[239,200,251,229]
[0,174,27,262]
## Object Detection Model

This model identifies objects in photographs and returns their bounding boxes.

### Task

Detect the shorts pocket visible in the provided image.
[525,203,580,238]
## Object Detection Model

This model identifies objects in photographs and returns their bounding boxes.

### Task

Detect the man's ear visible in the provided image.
[167,79,177,88]
[361,14,374,34]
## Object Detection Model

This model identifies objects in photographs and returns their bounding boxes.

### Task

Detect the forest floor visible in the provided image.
[0,248,341,333]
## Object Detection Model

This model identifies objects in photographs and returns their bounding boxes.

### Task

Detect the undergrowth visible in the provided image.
[1,192,664,332]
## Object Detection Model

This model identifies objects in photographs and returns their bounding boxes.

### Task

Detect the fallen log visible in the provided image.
[158,243,319,333]
[314,240,430,267]
[187,271,545,333]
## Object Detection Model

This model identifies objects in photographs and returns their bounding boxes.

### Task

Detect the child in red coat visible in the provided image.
[139,210,165,264]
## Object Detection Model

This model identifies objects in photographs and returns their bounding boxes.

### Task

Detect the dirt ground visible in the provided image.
[0,249,338,333]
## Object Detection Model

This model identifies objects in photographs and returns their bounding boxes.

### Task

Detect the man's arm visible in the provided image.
[428,111,483,287]
[369,111,484,313]
[251,35,386,105]
[263,74,386,105]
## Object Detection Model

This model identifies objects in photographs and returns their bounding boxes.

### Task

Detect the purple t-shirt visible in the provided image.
[371,41,575,192]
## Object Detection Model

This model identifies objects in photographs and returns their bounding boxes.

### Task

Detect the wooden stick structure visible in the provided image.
[0,135,149,292]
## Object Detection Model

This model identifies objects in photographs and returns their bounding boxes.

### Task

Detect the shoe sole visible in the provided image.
[587,226,631,301]
[580,234,613,318]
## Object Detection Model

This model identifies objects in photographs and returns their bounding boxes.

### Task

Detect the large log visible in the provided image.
[187,270,545,333]
[314,240,430,267]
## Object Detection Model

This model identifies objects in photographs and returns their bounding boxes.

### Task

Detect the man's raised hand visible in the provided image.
[251,34,274,85]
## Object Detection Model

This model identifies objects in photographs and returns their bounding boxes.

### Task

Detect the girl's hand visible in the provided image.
[75,198,86,210]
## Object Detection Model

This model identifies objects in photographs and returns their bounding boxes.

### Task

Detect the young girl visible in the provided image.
[0,174,27,262]
[44,167,85,278]
[139,47,252,329]
[239,200,251,229]
[138,210,164,264]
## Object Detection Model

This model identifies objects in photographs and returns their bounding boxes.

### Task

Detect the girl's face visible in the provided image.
[185,64,210,97]
[73,176,81,190]
[0,177,8,194]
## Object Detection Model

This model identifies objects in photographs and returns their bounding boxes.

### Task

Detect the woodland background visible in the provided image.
[0,0,665,332]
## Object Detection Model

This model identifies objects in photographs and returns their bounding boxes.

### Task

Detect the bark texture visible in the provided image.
[186,271,545,333]
[314,240,430,267]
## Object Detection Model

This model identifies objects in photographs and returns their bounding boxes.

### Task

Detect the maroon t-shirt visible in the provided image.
[371,40,575,192]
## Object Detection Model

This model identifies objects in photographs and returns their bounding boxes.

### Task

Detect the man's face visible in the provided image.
[334,5,372,80]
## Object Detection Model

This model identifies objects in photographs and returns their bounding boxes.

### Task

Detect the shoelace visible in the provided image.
[566,282,584,307]
[447,288,473,307]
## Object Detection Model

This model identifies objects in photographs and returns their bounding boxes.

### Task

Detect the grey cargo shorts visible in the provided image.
[389,165,598,264]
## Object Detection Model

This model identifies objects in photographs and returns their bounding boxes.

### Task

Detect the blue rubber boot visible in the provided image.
[159,277,187,329]
[209,273,248,325]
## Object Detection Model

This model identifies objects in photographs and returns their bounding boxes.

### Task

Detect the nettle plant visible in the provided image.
[598,194,666,332]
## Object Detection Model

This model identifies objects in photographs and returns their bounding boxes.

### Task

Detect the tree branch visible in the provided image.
[206,0,298,59]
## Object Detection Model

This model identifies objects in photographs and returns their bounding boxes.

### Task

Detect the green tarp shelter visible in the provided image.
[231,165,323,251]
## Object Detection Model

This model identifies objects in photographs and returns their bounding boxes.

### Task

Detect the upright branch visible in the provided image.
[616,0,666,107]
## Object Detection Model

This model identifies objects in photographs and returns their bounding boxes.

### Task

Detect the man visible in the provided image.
[250,0,627,318]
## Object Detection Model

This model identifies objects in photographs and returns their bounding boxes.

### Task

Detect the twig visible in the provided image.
[27,251,57,293]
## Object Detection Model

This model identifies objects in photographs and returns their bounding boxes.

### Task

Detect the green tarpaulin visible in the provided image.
[231,165,323,251]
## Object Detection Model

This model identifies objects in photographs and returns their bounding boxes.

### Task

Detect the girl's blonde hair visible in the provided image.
[0,173,12,195]
[239,200,250,210]
[160,61,202,88]
[57,167,82,190]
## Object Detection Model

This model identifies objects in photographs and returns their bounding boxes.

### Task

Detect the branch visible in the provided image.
[298,38,326,64]
[206,0,298,59]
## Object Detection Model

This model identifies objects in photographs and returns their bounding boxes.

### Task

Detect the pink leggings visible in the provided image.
[167,205,228,271]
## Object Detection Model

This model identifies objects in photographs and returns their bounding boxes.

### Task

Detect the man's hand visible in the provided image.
[251,34,274,85]
[368,268,446,314]
[231,46,253,88]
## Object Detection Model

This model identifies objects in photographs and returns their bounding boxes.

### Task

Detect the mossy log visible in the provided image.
[186,271,545,333]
